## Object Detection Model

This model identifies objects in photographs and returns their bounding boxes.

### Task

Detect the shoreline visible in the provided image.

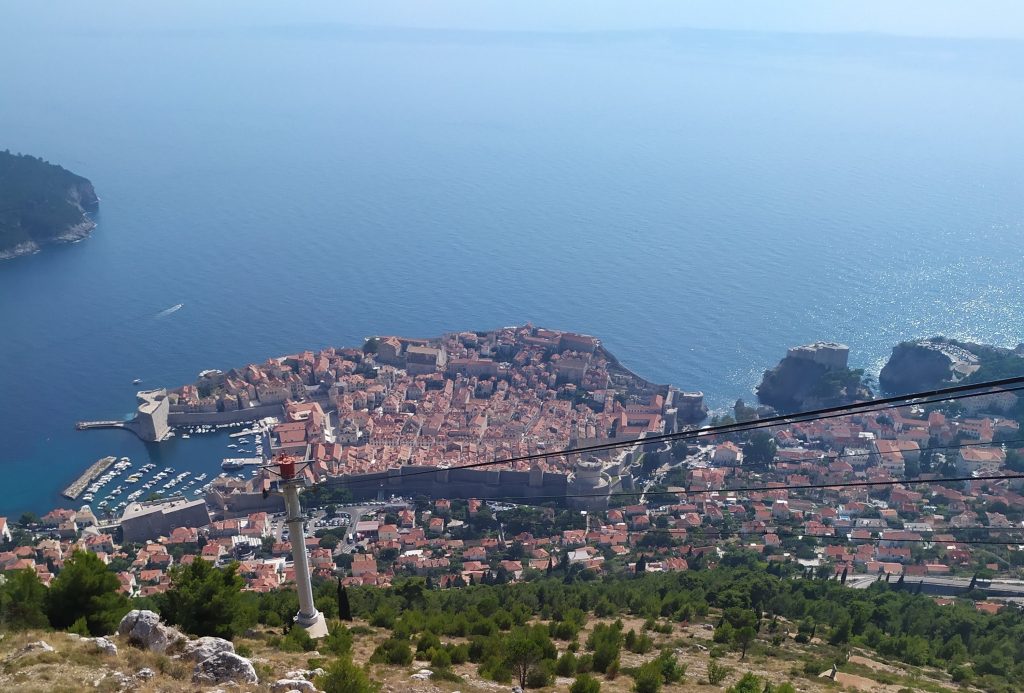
[0,218,96,261]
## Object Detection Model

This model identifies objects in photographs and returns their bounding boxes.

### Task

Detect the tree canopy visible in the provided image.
[158,558,255,639]
[45,550,129,635]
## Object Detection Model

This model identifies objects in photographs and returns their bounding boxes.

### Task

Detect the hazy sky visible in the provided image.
[324,0,1024,39]
[7,0,1024,40]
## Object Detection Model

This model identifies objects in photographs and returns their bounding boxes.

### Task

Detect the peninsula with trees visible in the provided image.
[0,151,99,260]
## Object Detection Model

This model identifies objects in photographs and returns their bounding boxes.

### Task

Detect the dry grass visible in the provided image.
[0,616,964,693]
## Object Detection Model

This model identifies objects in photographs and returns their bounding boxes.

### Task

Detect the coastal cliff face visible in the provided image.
[879,338,1024,394]
[0,151,98,260]
[756,343,870,413]
[879,340,966,394]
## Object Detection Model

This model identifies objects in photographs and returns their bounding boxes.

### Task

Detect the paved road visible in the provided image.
[844,573,1024,597]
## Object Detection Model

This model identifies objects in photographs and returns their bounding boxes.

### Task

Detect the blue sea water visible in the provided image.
[1,10,1023,515]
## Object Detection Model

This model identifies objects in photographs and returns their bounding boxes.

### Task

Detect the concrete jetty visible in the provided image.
[75,420,132,432]
[63,456,117,500]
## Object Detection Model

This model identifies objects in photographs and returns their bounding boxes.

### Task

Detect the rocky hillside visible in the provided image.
[0,606,973,693]
[879,337,1024,395]
[0,151,98,260]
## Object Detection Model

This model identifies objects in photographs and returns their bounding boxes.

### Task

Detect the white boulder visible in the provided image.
[91,636,118,656]
[183,636,235,662]
[19,640,54,656]
[192,651,259,685]
[117,610,183,654]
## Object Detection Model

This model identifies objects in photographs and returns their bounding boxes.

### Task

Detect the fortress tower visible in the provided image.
[135,388,170,442]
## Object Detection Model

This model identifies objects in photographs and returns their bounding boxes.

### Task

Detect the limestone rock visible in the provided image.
[192,651,259,685]
[19,640,54,656]
[117,609,183,653]
[183,636,235,662]
[285,668,325,680]
[136,668,156,680]
[92,636,118,656]
[272,679,318,692]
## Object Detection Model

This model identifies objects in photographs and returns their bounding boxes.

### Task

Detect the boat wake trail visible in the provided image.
[155,303,184,318]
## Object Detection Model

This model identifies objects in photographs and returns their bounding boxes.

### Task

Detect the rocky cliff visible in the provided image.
[756,344,871,413]
[879,337,1024,395]
[0,151,99,259]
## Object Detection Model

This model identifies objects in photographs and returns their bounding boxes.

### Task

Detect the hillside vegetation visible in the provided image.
[4,550,1024,692]
[0,150,98,257]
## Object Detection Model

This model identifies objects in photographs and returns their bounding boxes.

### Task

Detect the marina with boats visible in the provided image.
[63,417,276,518]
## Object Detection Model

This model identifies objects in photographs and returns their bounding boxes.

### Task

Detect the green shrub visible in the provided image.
[605,656,620,679]
[626,630,654,654]
[317,656,379,693]
[707,658,730,685]
[556,652,578,676]
[570,673,601,693]
[950,665,973,683]
[727,672,763,693]
[526,659,555,688]
[653,650,685,683]
[447,642,469,664]
[551,620,579,640]
[323,623,354,656]
[479,655,512,683]
[633,661,662,693]
[280,626,317,652]
[430,667,463,682]
[416,631,442,656]
[370,638,413,666]
[369,606,396,629]
[430,647,452,668]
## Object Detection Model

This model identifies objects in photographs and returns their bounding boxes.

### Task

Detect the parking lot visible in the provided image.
[268,501,392,544]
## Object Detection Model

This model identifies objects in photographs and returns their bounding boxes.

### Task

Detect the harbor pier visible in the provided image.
[62,456,117,500]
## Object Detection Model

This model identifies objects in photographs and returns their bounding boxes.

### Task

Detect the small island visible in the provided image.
[0,150,99,259]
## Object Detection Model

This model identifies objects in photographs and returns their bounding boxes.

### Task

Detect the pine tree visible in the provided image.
[636,555,647,574]
[840,567,848,584]
[46,550,129,635]
[337,580,353,622]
